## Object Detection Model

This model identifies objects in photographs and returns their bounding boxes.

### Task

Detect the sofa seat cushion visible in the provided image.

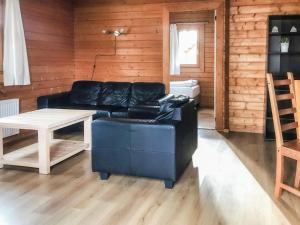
[95,105,123,117]
[58,104,122,118]
[98,82,131,108]
[129,82,165,107]
[70,81,102,106]
[111,107,129,118]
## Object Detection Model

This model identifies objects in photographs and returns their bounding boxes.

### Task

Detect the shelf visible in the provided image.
[269,32,300,36]
[268,52,300,55]
[268,73,286,77]
[1,139,88,168]
[266,15,300,141]
[269,15,300,20]
[266,117,294,120]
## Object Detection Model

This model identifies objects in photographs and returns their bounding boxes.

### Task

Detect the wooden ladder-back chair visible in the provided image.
[266,72,300,198]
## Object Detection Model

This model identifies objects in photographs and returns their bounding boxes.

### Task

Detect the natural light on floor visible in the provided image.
[192,130,291,225]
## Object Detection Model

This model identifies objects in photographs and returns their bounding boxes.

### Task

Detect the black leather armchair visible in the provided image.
[92,100,197,188]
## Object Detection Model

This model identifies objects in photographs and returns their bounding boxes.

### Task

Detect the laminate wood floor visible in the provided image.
[0,130,299,225]
[198,108,215,129]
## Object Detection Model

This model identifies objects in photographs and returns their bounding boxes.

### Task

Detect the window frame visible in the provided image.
[0,0,3,82]
[177,23,205,71]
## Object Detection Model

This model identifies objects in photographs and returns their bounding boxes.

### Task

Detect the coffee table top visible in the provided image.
[0,108,96,130]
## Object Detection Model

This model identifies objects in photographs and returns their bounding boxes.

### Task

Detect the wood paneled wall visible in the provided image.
[0,0,74,140]
[2,0,300,134]
[170,11,215,108]
[74,3,215,108]
[229,0,300,133]
[0,0,74,113]
[74,2,164,83]
[75,0,300,133]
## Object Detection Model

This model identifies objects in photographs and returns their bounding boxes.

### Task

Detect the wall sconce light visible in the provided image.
[90,27,128,81]
[102,28,127,36]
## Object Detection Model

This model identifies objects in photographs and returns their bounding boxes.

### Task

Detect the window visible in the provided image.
[177,24,204,71]
[178,29,198,65]
[0,0,3,80]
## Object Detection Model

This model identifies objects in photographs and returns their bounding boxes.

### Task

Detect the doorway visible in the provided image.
[162,2,225,131]
[168,11,215,129]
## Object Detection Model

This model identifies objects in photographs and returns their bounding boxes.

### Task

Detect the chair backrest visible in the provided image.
[266,72,299,148]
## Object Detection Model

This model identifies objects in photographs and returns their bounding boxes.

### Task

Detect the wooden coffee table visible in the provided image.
[0,108,96,174]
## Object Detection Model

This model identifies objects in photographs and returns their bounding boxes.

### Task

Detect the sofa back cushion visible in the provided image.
[70,81,102,106]
[98,82,131,107]
[129,82,165,107]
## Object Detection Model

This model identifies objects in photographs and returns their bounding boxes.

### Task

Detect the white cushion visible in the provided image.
[170,80,198,87]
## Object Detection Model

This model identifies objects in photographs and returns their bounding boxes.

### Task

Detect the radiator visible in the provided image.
[0,99,20,138]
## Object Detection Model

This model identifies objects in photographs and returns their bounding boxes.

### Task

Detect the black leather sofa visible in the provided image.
[38,81,174,119]
[37,81,197,188]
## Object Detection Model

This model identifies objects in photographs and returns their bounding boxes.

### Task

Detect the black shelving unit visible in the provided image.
[265,15,300,140]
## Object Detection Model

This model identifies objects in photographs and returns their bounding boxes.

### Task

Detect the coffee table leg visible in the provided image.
[84,116,92,151]
[38,129,50,174]
[0,128,3,168]
[50,131,54,141]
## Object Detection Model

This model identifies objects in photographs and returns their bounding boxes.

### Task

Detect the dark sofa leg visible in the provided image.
[164,180,174,189]
[99,172,110,180]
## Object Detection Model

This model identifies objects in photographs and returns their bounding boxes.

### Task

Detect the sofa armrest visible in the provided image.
[158,94,175,105]
[37,92,70,109]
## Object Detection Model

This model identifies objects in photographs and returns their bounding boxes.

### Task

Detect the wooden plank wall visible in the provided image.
[229,0,300,133]
[74,2,164,83]
[0,0,74,111]
[75,0,300,133]
[0,0,74,139]
[169,11,215,108]
[1,0,299,134]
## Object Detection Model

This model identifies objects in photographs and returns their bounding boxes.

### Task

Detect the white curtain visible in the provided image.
[169,24,180,75]
[3,0,30,86]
